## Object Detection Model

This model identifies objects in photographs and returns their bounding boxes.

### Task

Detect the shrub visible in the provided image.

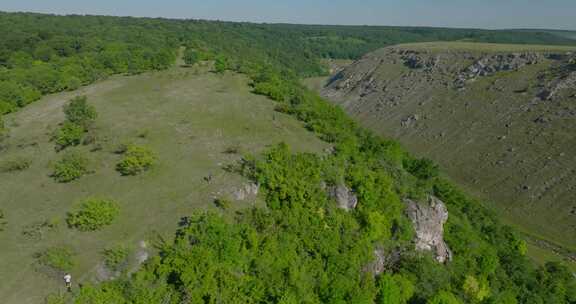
[0,209,6,231]
[214,197,232,210]
[116,144,156,176]
[64,96,97,128]
[403,157,439,180]
[54,121,85,150]
[223,145,241,154]
[22,218,59,240]
[67,198,120,231]
[102,246,130,271]
[114,142,129,154]
[35,246,75,273]
[137,129,149,139]
[0,156,31,172]
[52,151,89,183]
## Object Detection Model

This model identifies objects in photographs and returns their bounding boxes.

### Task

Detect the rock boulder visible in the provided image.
[405,196,452,263]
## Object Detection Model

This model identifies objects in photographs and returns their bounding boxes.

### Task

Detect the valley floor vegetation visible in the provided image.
[0,11,575,304]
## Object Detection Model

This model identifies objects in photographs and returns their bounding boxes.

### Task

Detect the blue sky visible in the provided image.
[1,0,575,30]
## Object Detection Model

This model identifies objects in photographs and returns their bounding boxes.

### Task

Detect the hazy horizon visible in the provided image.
[1,0,575,31]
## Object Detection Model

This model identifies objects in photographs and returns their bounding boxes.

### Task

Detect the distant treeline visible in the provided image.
[1,11,575,114]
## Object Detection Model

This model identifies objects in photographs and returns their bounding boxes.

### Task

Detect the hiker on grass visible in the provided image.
[63,273,72,292]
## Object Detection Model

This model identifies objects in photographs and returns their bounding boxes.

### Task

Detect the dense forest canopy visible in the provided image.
[1,11,575,304]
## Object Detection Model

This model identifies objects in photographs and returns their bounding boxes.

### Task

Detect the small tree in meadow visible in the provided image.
[67,198,120,231]
[116,144,157,176]
[52,150,90,183]
[64,96,97,128]
[54,96,97,150]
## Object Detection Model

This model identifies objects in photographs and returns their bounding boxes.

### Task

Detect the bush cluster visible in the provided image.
[116,144,156,176]
[66,198,120,231]
[52,150,89,183]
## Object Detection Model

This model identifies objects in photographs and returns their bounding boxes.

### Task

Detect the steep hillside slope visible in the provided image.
[322,42,576,255]
[0,66,328,304]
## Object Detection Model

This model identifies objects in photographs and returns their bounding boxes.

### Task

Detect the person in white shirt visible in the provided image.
[63,273,72,292]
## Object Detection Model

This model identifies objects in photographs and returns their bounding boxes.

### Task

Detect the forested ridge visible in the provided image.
[1,11,576,115]
[0,11,575,304]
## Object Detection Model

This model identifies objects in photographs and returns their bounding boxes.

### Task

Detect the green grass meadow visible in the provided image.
[0,66,328,304]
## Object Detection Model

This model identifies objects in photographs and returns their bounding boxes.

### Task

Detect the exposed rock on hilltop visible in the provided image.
[320,42,576,250]
[405,196,452,263]
[455,53,544,88]
[328,183,358,211]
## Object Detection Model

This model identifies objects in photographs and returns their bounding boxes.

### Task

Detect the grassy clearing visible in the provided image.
[0,66,328,304]
[393,41,576,53]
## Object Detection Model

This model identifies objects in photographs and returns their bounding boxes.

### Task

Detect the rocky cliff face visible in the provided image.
[320,42,576,251]
[405,196,452,263]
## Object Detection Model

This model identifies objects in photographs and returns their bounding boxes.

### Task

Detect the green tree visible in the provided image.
[378,273,414,304]
[428,291,462,304]
[462,275,490,302]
